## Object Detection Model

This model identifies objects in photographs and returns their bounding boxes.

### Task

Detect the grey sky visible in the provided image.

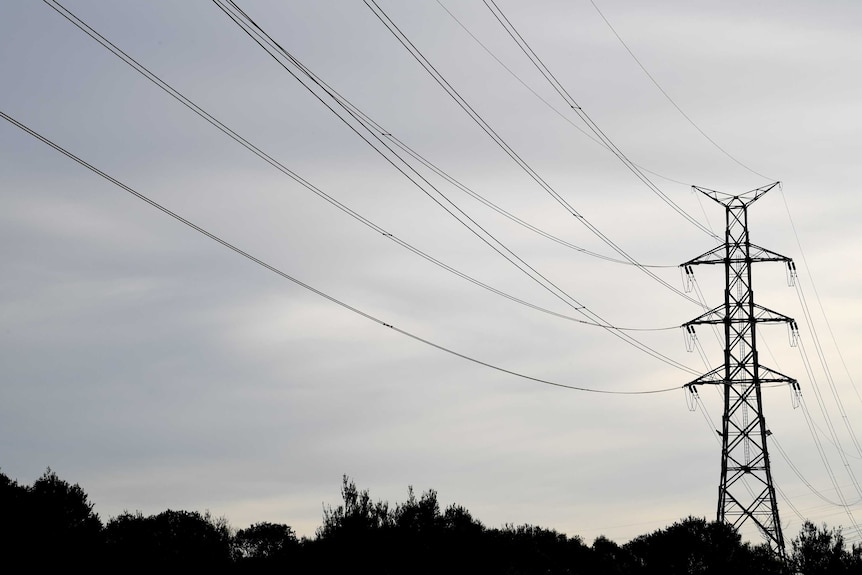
[2,0,862,546]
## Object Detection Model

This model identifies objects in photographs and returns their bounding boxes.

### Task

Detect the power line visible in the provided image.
[588,0,774,182]
[233,2,674,270]
[44,0,700,378]
[586,1,862,477]
[794,281,862,458]
[434,0,691,189]
[213,0,606,327]
[362,0,706,308]
[585,3,862,452]
[213,0,700,374]
[771,434,862,509]
[759,316,862,466]
[480,0,717,239]
[795,337,862,500]
[779,185,862,419]
[284,44,676,269]
[797,394,862,537]
[39,1,679,344]
[0,108,684,397]
[499,0,860,529]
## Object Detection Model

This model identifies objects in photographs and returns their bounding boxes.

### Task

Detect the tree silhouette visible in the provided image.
[5,468,845,573]
[590,535,639,574]
[624,516,783,575]
[317,474,392,540]
[234,521,298,560]
[105,509,232,569]
[24,468,104,568]
[481,523,592,575]
[790,520,862,575]
[0,470,30,561]
[312,476,395,573]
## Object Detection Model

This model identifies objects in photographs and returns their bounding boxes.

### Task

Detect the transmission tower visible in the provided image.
[681,182,798,557]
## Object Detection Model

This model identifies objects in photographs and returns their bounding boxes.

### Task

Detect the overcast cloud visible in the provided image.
[2,0,862,546]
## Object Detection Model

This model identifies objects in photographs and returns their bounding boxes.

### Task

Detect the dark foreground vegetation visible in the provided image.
[2,468,861,574]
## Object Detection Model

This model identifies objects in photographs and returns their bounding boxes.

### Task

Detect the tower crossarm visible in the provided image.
[759,366,800,389]
[683,304,796,327]
[683,366,724,389]
[682,366,798,390]
[748,243,792,264]
[752,305,795,324]
[681,243,792,268]
[681,245,725,267]
[693,182,781,207]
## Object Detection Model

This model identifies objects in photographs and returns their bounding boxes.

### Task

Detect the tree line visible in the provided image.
[2,468,860,573]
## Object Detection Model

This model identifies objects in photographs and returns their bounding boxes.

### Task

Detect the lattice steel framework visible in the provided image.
[681,182,798,557]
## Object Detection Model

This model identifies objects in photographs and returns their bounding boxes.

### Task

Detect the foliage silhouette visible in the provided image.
[11,468,862,574]
[23,468,103,568]
[623,516,785,575]
[590,534,640,574]
[317,474,393,538]
[234,521,298,559]
[105,509,232,569]
[790,520,862,574]
[0,470,31,563]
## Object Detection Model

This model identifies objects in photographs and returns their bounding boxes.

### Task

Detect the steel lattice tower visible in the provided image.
[681,182,798,557]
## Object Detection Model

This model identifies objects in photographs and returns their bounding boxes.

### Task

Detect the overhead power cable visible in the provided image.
[588,0,774,182]
[771,434,862,509]
[388,130,674,269]
[213,0,628,340]
[794,333,862,509]
[479,0,717,239]
[794,281,862,458]
[213,0,700,374]
[434,0,690,188]
[797,393,862,537]
[236,5,673,269]
[362,0,706,308]
[779,186,862,416]
[794,332,862,523]
[583,4,862,480]
[759,325,861,465]
[46,4,675,274]
[40,2,679,344]
[0,109,682,396]
[284,49,675,269]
